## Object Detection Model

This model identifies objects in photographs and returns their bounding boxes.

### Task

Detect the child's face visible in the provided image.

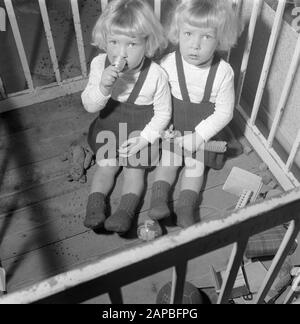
[179,22,218,67]
[106,33,147,72]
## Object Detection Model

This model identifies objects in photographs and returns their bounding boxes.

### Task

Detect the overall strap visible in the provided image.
[104,56,152,104]
[105,55,110,68]
[126,58,152,104]
[175,50,191,102]
[202,54,221,103]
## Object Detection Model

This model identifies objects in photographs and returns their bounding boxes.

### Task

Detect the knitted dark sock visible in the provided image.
[148,181,171,221]
[84,192,106,229]
[175,190,199,228]
[105,194,140,234]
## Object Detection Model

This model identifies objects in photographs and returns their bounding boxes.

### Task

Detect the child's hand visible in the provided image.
[118,136,149,158]
[174,132,204,153]
[99,65,120,96]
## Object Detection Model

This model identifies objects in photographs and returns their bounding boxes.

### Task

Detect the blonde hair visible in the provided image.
[92,0,168,58]
[168,0,241,51]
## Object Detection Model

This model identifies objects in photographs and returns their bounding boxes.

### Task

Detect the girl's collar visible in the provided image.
[181,54,214,69]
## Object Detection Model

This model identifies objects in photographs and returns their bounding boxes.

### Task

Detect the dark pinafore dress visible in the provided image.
[171,51,226,170]
[87,56,159,169]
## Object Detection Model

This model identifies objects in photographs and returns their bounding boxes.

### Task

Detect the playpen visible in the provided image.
[0,0,300,304]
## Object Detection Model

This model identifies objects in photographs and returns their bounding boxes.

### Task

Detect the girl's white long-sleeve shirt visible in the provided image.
[81,54,172,144]
[161,52,235,142]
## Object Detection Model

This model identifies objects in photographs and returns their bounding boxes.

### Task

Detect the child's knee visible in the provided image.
[123,167,144,179]
[97,158,118,168]
[94,161,119,178]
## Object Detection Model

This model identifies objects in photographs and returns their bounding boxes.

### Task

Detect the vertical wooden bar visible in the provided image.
[217,240,248,304]
[0,7,6,31]
[38,0,61,84]
[170,262,188,304]
[236,103,299,190]
[286,130,300,172]
[0,76,7,99]
[255,220,300,304]
[227,0,243,62]
[250,0,286,125]
[154,0,161,20]
[284,274,300,304]
[108,288,124,304]
[267,35,300,148]
[0,264,5,293]
[101,0,108,11]
[235,0,263,106]
[70,0,87,78]
[4,0,34,90]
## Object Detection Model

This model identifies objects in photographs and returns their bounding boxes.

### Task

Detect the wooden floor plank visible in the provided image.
[0,94,84,138]
[0,128,90,172]
[0,156,69,197]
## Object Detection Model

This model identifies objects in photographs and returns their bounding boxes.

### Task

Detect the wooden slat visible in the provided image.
[235,0,263,107]
[0,266,5,292]
[0,122,92,173]
[285,129,300,172]
[227,0,243,62]
[154,0,161,20]
[0,92,84,138]
[38,0,61,84]
[101,0,108,11]
[0,77,87,114]
[0,7,6,31]
[109,288,124,304]
[284,275,300,304]
[170,262,187,304]
[255,219,300,303]
[4,0,34,90]
[217,240,248,304]
[70,0,87,78]
[250,0,286,125]
[0,76,7,99]
[267,34,300,147]
[235,102,299,190]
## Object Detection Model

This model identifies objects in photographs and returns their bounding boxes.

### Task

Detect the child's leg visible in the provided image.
[84,161,120,229]
[105,167,145,234]
[149,150,181,220]
[175,157,205,228]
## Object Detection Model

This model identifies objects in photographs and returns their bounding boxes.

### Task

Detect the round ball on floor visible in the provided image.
[156,281,204,304]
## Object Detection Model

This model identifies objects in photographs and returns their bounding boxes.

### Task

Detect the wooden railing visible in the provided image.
[0,187,300,304]
[234,0,300,190]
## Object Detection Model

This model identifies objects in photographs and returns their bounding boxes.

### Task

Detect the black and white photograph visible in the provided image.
[0,0,299,306]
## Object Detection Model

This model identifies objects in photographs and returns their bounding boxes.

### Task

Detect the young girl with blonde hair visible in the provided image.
[82,0,171,234]
[148,0,240,228]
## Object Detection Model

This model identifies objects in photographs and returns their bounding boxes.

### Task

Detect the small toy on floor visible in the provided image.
[61,145,95,183]
[137,220,162,242]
